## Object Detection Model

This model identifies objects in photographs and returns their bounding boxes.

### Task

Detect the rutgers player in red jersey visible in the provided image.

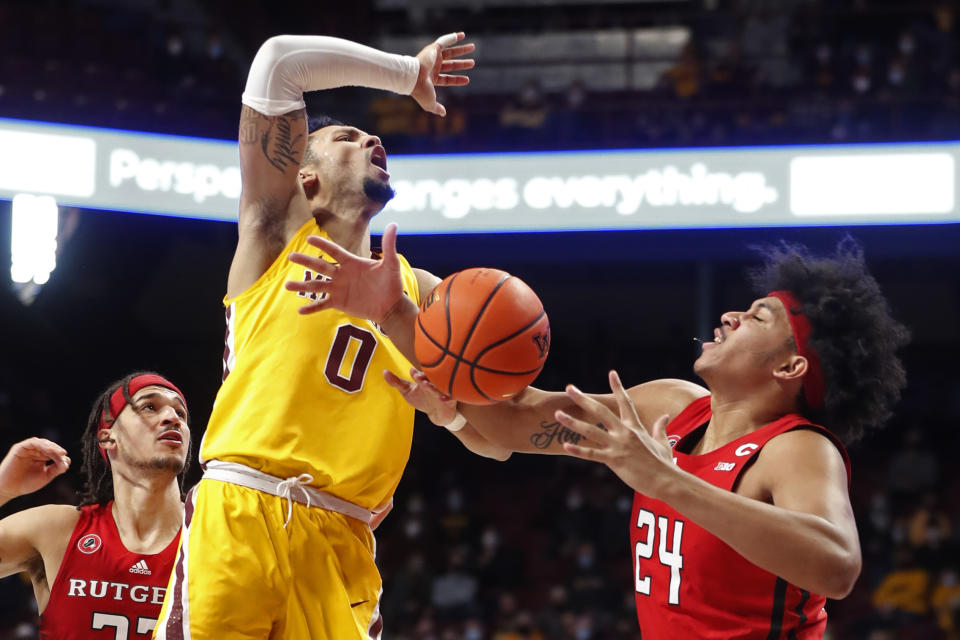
[286,232,908,639]
[0,372,190,639]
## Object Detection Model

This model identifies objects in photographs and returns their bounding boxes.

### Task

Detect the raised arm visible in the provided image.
[285,225,708,454]
[230,34,474,298]
[0,438,75,580]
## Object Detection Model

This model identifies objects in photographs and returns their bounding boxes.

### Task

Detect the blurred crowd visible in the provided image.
[0,1,957,149]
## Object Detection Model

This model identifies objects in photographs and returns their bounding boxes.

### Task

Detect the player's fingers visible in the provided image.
[440,59,475,72]
[284,279,332,295]
[434,32,465,48]
[30,438,68,457]
[650,414,671,445]
[288,252,338,276]
[45,455,70,476]
[411,370,449,400]
[441,43,474,58]
[609,370,645,433]
[304,234,352,263]
[383,370,414,394]
[562,442,608,463]
[436,75,470,87]
[19,439,68,462]
[555,409,613,444]
[381,223,399,265]
[297,299,332,315]
[564,385,622,435]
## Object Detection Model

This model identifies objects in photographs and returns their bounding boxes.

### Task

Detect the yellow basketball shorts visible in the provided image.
[154,478,383,639]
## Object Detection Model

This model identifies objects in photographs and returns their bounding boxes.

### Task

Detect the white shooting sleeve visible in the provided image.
[242,35,421,116]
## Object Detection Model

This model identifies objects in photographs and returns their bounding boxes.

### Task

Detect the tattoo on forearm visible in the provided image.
[530,420,585,449]
[261,114,303,173]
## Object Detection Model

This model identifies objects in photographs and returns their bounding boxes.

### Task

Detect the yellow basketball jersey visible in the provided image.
[200,218,420,511]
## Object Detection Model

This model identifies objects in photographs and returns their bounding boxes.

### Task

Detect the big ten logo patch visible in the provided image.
[78,534,102,554]
[298,269,330,302]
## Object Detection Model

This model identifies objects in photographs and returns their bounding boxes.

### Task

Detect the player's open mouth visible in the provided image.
[370,147,388,172]
[158,431,183,445]
[713,328,724,344]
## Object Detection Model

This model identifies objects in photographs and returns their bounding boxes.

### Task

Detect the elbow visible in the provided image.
[821,551,862,599]
[256,35,289,61]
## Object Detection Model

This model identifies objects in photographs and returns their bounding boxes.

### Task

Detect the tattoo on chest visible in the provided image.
[530,420,585,449]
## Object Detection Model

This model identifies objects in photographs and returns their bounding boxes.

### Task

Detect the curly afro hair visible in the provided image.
[78,371,192,508]
[749,237,909,444]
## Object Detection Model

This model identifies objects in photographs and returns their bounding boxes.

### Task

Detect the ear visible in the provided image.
[772,354,808,382]
[97,428,116,452]
[299,169,320,199]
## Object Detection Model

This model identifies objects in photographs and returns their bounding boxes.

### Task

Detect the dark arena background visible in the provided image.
[2,0,960,638]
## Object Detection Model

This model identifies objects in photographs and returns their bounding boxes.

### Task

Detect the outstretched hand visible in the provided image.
[384,368,458,427]
[286,223,406,324]
[412,32,475,117]
[556,371,676,499]
[0,437,71,502]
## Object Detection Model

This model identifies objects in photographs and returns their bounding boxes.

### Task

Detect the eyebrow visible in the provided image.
[133,392,186,411]
[753,301,777,317]
[330,127,361,139]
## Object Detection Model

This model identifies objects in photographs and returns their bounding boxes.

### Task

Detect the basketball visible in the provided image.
[414,268,551,405]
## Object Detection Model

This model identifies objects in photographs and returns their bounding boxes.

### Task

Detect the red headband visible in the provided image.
[98,374,187,462]
[767,291,825,410]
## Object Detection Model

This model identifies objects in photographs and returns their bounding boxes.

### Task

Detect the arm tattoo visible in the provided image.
[530,420,585,450]
[238,108,260,144]
[260,114,304,173]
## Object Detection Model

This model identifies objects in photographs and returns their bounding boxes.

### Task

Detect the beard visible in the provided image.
[363,177,396,206]
[125,453,186,475]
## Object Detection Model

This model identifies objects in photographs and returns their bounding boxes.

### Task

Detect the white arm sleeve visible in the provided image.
[241,35,421,116]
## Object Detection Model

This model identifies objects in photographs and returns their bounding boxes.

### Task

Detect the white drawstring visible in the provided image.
[277,473,314,528]
[203,461,375,525]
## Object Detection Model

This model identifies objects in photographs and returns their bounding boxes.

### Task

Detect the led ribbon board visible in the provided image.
[0,117,957,232]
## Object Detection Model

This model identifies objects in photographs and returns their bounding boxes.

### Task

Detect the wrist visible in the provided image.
[379,295,417,331]
[0,487,20,505]
[442,411,467,432]
[652,460,691,503]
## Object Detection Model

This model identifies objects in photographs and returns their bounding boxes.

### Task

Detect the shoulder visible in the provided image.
[6,503,80,533]
[412,267,440,292]
[1,504,80,566]
[32,504,83,545]
[753,428,850,494]
[626,378,709,426]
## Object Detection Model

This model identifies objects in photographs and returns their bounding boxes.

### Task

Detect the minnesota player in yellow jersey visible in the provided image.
[154,32,502,640]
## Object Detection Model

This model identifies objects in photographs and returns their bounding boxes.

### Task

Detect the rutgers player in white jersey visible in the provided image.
[0,372,190,639]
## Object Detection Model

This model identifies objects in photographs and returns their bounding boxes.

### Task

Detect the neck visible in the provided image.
[110,467,183,553]
[696,387,798,454]
[312,209,374,257]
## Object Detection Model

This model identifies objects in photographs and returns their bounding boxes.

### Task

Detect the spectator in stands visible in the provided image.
[888,428,939,505]
[499,78,551,147]
[660,42,701,99]
[933,566,960,638]
[872,547,931,622]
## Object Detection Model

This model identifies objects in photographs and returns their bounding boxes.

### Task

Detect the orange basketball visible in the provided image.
[414,267,551,405]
